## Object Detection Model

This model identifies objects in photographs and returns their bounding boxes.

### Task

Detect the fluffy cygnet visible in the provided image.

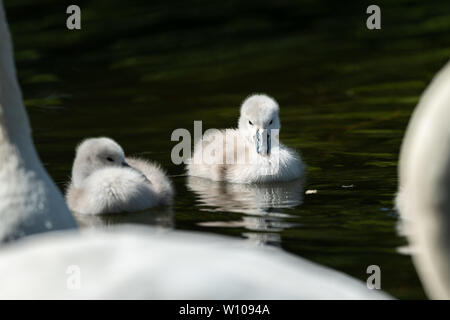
[187,94,305,183]
[66,137,173,214]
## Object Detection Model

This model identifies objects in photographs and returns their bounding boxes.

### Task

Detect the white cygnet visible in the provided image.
[187,94,305,183]
[66,137,173,214]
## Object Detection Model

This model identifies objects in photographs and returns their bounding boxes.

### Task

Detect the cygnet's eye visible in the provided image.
[248,120,253,125]
[106,157,114,162]
[269,119,273,125]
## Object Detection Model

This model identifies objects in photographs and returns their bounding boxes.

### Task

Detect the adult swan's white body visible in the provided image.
[0,1,402,299]
[0,4,77,242]
[396,61,450,299]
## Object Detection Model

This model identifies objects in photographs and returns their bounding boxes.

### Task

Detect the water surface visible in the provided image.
[7,0,450,299]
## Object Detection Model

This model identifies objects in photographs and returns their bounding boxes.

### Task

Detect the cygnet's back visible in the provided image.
[126,157,174,205]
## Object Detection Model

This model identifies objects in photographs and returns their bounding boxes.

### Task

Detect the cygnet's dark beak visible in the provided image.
[122,161,131,167]
[255,128,271,155]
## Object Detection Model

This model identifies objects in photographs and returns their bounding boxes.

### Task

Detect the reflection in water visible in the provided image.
[187,176,304,245]
[74,206,174,230]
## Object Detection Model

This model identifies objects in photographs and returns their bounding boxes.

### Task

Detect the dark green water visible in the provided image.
[6,0,450,299]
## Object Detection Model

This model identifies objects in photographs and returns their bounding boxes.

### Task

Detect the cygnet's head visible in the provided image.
[71,137,130,187]
[238,94,280,155]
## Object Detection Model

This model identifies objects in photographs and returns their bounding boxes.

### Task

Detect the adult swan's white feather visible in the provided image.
[396,61,450,299]
[0,3,77,242]
[0,226,389,299]
[0,0,390,299]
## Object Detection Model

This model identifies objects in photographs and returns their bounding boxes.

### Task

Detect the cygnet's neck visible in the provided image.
[71,157,92,188]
